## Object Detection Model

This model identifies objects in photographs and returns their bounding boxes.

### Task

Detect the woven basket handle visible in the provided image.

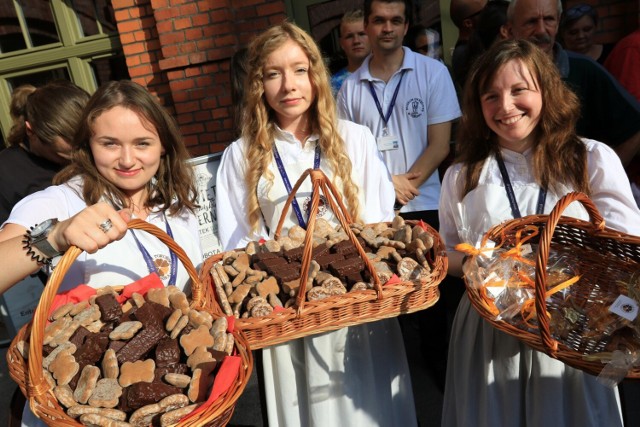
[534,191,605,354]
[26,218,208,402]
[273,169,383,315]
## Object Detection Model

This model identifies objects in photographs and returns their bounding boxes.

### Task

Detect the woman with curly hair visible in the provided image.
[216,21,417,427]
[439,38,640,427]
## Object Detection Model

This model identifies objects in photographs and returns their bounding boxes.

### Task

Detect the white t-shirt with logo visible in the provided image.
[338,47,461,212]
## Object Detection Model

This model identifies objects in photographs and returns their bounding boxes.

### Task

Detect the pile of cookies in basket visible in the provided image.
[211,215,438,319]
[18,285,234,427]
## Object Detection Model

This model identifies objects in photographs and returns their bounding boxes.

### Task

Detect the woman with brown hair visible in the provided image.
[216,21,417,427]
[0,79,201,296]
[439,38,639,426]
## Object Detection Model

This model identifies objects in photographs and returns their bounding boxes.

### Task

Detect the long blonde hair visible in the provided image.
[242,22,361,232]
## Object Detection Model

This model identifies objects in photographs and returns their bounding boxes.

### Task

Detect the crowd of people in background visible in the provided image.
[0,0,639,426]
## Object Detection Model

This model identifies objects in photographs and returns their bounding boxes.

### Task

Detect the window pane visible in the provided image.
[0,1,27,53]
[6,67,70,92]
[18,0,60,47]
[71,0,117,37]
[90,54,129,86]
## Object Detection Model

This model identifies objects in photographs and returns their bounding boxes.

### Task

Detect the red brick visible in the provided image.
[188,52,207,63]
[119,32,136,44]
[159,56,190,70]
[128,7,144,19]
[160,32,185,44]
[177,101,201,113]
[114,9,131,21]
[174,17,193,30]
[171,79,196,91]
[179,3,198,15]
[156,20,173,33]
[268,14,287,25]
[185,67,201,77]
[192,14,211,26]
[236,8,258,19]
[236,0,262,6]
[118,20,142,32]
[257,2,285,15]
[176,113,194,125]
[185,28,204,40]
[140,16,157,29]
[125,42,147,54]
[182,123,205,134]
[112,0,136,8]
[162,44,180,57]
[194,110,212,121]
[128,64,154,78]
[129,30,144,41]
[167,69,186,79]
[150,0,169,8]
[196,37,215,51]
[154,7,180,20]
[209,143,229,153]
[195,75,214,87]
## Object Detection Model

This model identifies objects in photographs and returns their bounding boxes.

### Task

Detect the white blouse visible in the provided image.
[6,176,203,292]
[440,138,640,251]
[216,119,396,248]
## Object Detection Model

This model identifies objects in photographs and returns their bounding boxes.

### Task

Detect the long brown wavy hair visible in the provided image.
[455,38,589,197]
[242,22,361,232]
[55,80,198,215]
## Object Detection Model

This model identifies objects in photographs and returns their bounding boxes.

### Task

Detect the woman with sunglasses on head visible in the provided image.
[216,21,417,427]
[560,3,614,64]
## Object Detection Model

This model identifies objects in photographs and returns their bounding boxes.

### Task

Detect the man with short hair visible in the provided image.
[337,0,461,391]
[505,0,640,167]
[331,9,371,94]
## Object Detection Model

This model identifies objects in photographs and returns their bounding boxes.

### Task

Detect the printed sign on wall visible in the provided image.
[189,153,223,258]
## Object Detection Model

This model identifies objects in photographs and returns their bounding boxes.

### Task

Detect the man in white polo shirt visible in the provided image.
[337,0,461,392]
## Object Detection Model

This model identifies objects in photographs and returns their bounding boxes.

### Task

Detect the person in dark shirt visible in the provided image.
[0,81,90,225]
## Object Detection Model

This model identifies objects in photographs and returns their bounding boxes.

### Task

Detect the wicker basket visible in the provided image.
[201,168,447,349]
[466,191,640,377]
[6,219,253,426]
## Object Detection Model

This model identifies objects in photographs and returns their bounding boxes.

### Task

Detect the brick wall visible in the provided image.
[564,0,639,44]
[111,0,287,156]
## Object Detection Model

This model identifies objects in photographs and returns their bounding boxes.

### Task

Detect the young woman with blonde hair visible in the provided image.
[217,21,417,427]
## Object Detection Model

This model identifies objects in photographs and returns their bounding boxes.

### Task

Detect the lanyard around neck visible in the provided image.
[130,213,178,285]
[495,150,547,219]
[367,69,407,130]
[273,143,321,228]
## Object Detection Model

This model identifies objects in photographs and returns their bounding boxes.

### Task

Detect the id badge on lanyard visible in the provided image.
[369,70,406,152]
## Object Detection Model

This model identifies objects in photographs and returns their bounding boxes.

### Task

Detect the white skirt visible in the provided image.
[262,318,418,427]
[441,295,623,427]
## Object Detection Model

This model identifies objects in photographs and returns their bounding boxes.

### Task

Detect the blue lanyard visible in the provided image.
[273,143,321,228]
[495,151,546,218]
[367,69,407,130]
[130,213,178,285]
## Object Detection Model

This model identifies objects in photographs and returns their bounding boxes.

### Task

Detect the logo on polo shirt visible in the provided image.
[406,98,424,118]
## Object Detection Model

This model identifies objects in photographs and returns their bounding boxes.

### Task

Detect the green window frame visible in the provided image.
[0,0,126,145]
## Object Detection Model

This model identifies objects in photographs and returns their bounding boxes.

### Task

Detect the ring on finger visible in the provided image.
[99,219,113,233]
